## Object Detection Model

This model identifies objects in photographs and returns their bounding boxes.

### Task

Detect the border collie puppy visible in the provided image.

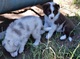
[2,16,43,57]
[43,2,75,41]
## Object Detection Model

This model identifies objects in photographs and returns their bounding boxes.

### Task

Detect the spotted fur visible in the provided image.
[2,16,43,57]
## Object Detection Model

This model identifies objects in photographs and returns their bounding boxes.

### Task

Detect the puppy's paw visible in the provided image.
[44,27,52,31]
[10,51,18,57]
[60,35,66,40]
[46,33,51,39]
[68,37,72,42]
[19,48,24,54]
[33,42,39,47]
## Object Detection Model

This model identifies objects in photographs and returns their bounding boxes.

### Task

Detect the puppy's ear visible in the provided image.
[14,40,20,47]
[42,3,49,11]
[54,3,60,10]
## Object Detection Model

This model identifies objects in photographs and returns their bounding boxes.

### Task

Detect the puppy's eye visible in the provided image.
[53,11,54,13]
[48,11,50,14]
[47,9,51,14]
[53,10,58,15]
[53,11,56,13]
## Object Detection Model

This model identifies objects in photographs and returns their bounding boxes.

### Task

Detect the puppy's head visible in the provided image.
[43,2,60,20]
[2,37,20,57]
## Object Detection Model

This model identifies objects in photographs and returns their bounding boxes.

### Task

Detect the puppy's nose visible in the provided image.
[50,17,53,19]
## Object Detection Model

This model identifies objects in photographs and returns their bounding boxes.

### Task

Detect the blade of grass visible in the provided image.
[70,44,80,59]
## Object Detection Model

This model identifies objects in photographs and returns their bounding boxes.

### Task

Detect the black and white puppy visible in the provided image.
[43,2,75,41]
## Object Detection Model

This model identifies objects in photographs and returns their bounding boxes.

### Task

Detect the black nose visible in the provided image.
[50,17,53,19]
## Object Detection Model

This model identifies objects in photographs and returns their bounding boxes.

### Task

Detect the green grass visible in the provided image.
[73,0,80,4]
[24,34,80,59]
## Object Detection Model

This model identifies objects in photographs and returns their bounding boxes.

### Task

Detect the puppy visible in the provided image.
[43,2,75,41]
[2,16,43,57]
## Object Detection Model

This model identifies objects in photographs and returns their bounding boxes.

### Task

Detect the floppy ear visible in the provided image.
[14,40,20,47]
[42,3,49,11]
[54,3,60,10]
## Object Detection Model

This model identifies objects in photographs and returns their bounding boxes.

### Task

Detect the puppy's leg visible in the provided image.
[40,26,45,34]
[44,27,52,31]
[42,21,51,34]
[41,26,52,34]
[32,30,41,46]
[68,30,74,42]
[19,37,29,54]
[68,37,73,42]
[46,25,57,39]
[10,51,18,57]
[60,26,73,42]
[60,28,69,40]
[43,20,49,29]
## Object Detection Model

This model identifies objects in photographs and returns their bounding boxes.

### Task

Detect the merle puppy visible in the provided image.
[2,16,43,57]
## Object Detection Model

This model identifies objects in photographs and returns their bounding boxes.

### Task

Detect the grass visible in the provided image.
[0,0,80,59]
[73,0,80,4]
[24,31,80,59]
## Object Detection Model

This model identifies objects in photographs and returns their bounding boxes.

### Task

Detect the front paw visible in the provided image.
[44,27,52,31]
[19,48,24,54]
[46,34,52,39]
[10,51,18,57]
[33,42,39,47]
[68,37,72,42]
[60,35,66,40]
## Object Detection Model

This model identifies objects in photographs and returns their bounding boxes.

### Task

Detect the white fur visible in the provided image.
[2,16,43,57]
[49,2,55,19]
[48,2,55,6]
[46,24,57,39]
[10,51,18,57]
[68,37,72,42]
[60,35,66,40]
[57,22,65,32]
[44,27,52,31]
[44,12,60,40]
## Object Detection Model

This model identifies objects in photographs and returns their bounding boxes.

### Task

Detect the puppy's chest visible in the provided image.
[46,19,59,27]
[47,20,53,26]
[47,20,64,32]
